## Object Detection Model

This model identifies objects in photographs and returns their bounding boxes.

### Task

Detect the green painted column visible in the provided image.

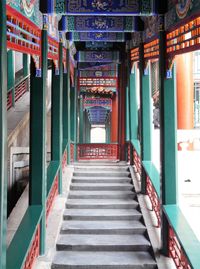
[74,69,78,160]
[51,41,63,193]
[66,50,71,164]
[130,68,138,140]
[84,112,91,143]
[63,50,68,147]
[23,53,29,77]
[83,111,86,143]
[106,116,111,143]
[7,50,15,107]
[0,1,7,267]
[159,31,177,254]
[70,87,75,142]
[29,16,48,255]
[7,50,15,91]
[79,96,84,143]
[126,86,130,141]
[139,44,152,194]
[86,116,91,143]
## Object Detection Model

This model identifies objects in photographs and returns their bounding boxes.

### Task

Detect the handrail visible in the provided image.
[164,205,200,269]
[77,143,120,161]
[8,75,30,93]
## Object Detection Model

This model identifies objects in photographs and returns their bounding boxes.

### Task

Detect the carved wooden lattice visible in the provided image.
[46,174,59,220]
[23,226,40,269]
[77,144,119,160]
[133,150,141,175]
[168,226,192,269]
[70,143,74,162]
[146,176,161,227]
[62,150,67,172]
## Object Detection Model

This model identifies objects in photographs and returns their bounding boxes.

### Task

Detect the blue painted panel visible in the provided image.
[85,42,113,49]
[66,0,140,14]
[70,32,125,42]
[77,51,120,63]
[79,70,117,77]
[66,16,137,32]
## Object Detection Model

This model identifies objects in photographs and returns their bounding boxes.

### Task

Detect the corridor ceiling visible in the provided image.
[55,0,166,125]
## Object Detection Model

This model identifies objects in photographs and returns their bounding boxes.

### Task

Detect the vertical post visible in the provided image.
[0,0,7,267]
[7,50,15,107]
[130,65,139,141]
[63,49,68,147]
[106,115,111,143]
[85,113,91,143]
[139,44,152,194]
[29,15,48,254]
[23,53,29,77]
[111,94,119,142]
[83,111,86,143]
[126,86,130,142]
[74,69,78,160]
[79,96,84,143]
[70,87,75,142]
[159,30,177,255]
[118,58,126,161]
[51,40,63,193]
[66,49,71,164]
[7,50,15,90]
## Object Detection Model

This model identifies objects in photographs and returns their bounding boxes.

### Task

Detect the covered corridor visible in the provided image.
[1,1,200,269]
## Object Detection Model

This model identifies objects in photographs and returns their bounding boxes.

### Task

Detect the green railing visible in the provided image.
[129,140,200,269]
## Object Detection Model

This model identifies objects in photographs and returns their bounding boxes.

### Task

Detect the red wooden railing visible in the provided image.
[70,143,75,162]
[133,149,141,175]
[168,226,192,269]
[7,91,12,110]
[23,226,40,269]
[46,174,59,220]
[62,150,67,171]
[7,76,30,110]
[146,176,161,227]
[77,144,120,161]
[15,76,30,102]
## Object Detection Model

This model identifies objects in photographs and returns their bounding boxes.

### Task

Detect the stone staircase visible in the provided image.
[52,162,157,269]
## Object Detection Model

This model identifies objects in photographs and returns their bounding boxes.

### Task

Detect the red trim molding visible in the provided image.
[46,174,59,220]
[133,150,141,175]
[77,144,120,161]
[168,226,192,269]
[23,226,40,269]
[146,176,161,227]
[62,150,67,172]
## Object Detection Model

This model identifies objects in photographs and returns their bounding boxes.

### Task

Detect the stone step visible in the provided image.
[52,251,157,269]
[73,171,131,177]
[74,166,129,171]
[60,220,146,235]
[66,199,139,209]
[70,183,134,191]
[56,234,151,251]
[72,177,132,183]
[74,161,127,166]
[63,208,142,221]
[68,190,136,200]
